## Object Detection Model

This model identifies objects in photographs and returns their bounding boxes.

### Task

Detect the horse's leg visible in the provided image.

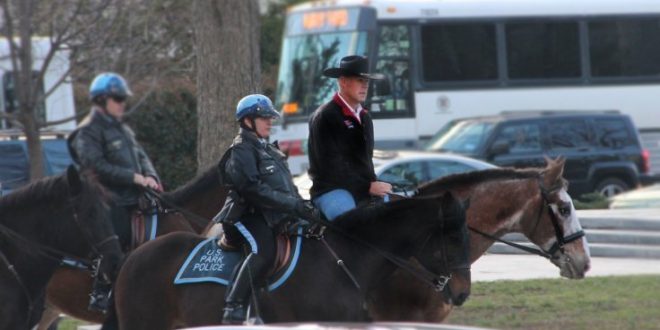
[35,303,61,330]
[46,267,106,323]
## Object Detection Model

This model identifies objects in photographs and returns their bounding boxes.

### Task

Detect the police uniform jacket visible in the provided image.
[216,129,303,227]
[68,108,159,206]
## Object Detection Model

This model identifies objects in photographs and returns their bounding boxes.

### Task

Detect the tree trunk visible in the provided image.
[193,0,261,171]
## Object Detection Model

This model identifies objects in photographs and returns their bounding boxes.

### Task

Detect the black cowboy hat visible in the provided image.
[322,55,385,80]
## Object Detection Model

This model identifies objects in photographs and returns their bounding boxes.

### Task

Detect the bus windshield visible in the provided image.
[275,31,368,118]
[425,120,495,154]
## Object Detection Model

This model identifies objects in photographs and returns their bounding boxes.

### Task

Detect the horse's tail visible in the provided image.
[100,290,119,330]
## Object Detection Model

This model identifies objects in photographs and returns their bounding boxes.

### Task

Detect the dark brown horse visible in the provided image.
[38,166,226,329]
[368,157,591,322]
[0,166,123,330]
[103,193,471,329]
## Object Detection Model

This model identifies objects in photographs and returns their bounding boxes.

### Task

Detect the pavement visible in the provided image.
[471,253,660,281]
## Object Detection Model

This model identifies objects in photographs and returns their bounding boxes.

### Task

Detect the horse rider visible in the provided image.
[216,94,320,324]
[68,72,162,312]
[307,55,393,220]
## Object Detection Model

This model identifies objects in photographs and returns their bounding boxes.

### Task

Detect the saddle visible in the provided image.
[130,194,162,250]
[218,232,292,276]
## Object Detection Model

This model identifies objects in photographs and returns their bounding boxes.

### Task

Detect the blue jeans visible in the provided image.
[312,189,356,221]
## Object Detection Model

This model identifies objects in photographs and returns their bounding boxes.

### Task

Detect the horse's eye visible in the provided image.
[558,205,571,217]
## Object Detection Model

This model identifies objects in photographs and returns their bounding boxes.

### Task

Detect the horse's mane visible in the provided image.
[333,197,440,230]
[163,164,221,203]
[0,170,107,258]
[0,173,70,215]
[417,167,544,194]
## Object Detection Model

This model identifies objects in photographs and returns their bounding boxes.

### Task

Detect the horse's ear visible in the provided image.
[542,156,565,187]
[67,165,83,195]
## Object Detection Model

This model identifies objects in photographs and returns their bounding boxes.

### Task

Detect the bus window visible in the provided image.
[370,24,411,116]
[589,17,660,78]
[506,21,581,80]
[421,23,497,82]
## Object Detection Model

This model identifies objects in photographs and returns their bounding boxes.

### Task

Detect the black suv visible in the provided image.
[425,111,653,198]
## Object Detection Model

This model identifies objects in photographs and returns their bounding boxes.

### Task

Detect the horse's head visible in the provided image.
[414,192,471,306]
[525,157,591,278]
[66,166,124,282]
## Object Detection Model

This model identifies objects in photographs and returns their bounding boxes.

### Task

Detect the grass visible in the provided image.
[446,275,660,329]
[56,275,660,330]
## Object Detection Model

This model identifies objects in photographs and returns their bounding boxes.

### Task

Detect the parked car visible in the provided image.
[425,111,654,198]
[0,131,73,195]
[608,184,660,209]
[294,150,496,199]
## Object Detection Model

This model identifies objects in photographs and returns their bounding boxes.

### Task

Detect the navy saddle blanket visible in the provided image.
[174,228,303,291]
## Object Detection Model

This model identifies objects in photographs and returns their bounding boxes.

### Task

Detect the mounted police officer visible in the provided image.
[216,94,319,325]
[67,72,161,312]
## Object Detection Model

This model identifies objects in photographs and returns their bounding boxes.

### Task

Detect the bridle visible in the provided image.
[468,178,585,260]
[0,185,119,327]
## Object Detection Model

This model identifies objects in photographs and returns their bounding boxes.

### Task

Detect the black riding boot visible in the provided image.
[88,276,112,313]
[222,254,258,324]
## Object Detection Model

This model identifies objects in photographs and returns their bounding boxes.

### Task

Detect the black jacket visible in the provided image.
[68,108,159,205]
[216,130,303,227]
[307,93,377,202]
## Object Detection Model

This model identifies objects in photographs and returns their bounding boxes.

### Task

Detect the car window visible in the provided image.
[491,122,542,154]
[547,119,591,150]
[425,120,495,153]
[378,161,425,190]
[427,160,476,179]
[593,118,635,148]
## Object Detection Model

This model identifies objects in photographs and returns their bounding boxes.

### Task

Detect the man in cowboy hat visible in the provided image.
[307,55,392,220]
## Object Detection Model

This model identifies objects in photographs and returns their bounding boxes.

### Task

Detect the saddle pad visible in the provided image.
[173,228,304,290]
[173,238,242,285]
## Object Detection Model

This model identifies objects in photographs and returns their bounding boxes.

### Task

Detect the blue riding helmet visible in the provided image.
[235,94,281,121]
[89,73,133,100]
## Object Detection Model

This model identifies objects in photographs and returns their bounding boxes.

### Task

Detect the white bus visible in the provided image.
[0,38,76,131]
[272,0,660,175]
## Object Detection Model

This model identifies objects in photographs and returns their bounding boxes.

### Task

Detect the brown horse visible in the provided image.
[0,166,122,330]
[37,166,226,329]
[368,157,591,322]
[103,193,471,329]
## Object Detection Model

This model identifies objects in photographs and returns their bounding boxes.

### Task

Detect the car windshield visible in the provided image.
[425,120,495,154]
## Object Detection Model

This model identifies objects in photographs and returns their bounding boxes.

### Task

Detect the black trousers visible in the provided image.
[109,202,137,252]
[223,217,277,284]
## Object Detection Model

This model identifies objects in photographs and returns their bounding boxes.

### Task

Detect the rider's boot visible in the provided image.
[222,254,257,324]
[88,276,112,313]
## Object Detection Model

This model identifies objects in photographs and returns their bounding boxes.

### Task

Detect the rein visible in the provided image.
[468,179,585,260]
[143,188,213,230]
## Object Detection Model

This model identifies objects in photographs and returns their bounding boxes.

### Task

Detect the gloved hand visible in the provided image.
[295,200,322,223]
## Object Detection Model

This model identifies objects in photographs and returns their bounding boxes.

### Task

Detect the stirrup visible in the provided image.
[88,291,110,313]
[222,303,247,325]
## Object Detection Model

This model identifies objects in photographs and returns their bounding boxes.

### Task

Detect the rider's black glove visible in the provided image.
[295,200,322,223]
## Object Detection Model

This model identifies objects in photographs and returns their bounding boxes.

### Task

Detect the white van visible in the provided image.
[0,37,76,130]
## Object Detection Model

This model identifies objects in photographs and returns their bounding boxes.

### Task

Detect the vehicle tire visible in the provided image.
[595,177,630,197]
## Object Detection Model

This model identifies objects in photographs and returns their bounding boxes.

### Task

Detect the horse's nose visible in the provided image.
[454,292,469,306]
